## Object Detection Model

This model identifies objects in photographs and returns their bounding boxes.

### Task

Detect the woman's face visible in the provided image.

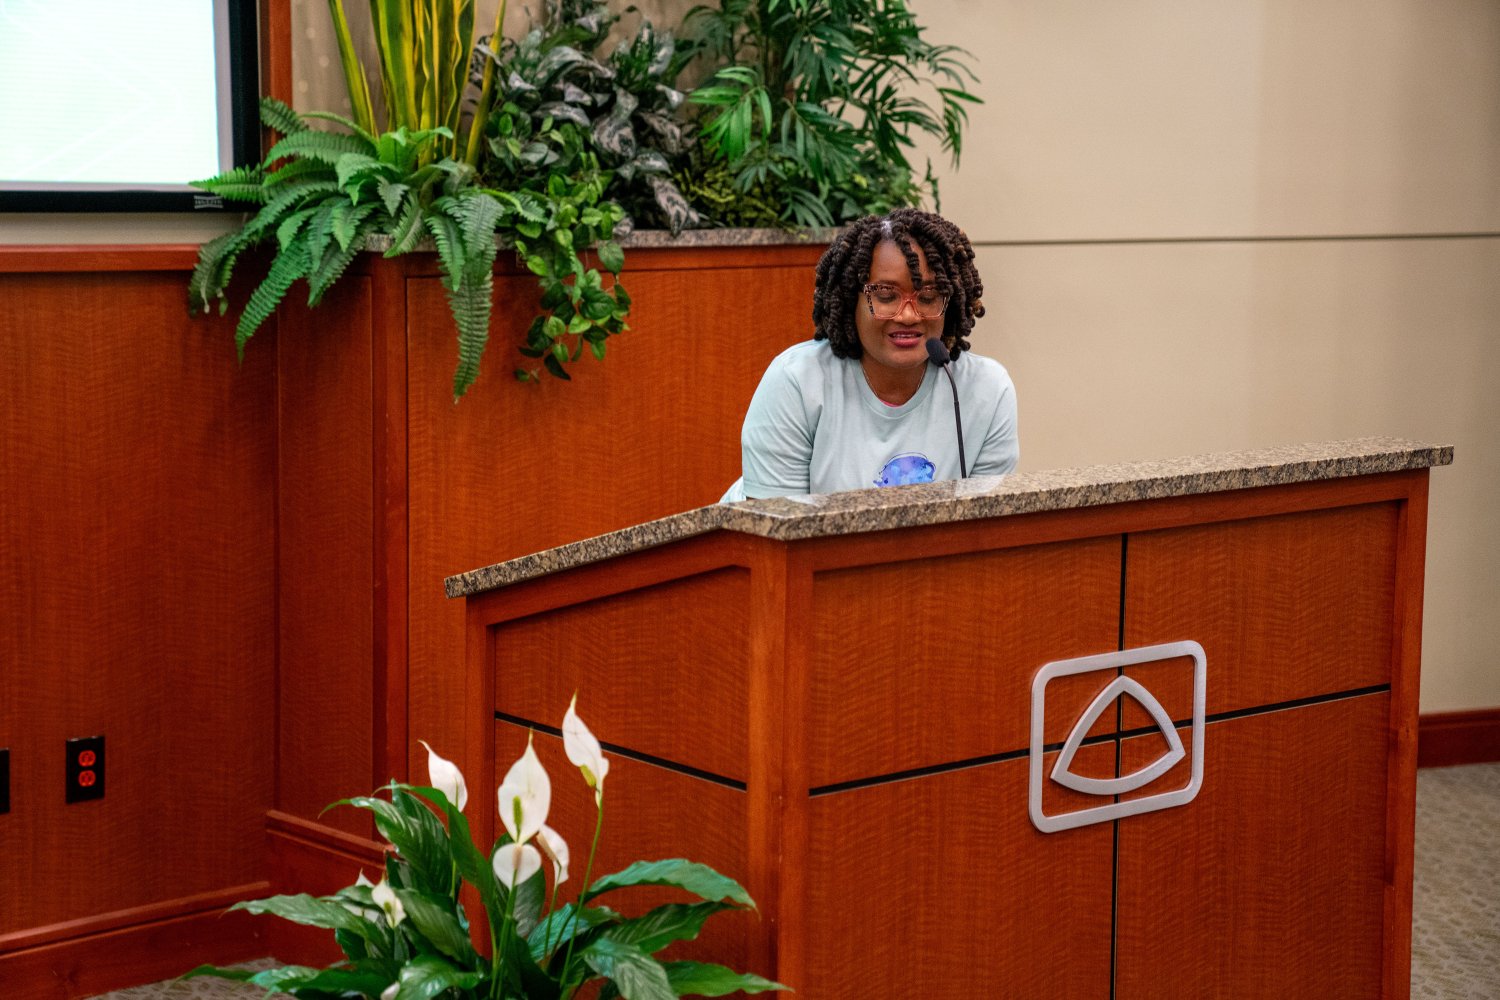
[855,239,945,376]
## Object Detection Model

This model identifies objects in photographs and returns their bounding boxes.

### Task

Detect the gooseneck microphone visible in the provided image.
[925,338,967,478]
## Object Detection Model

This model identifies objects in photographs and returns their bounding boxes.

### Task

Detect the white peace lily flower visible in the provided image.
[496,736,551,845]
[492,841,542,888]
[419,739,468,811]
[370,877,406,928]
[341,870,382,920]
[380,983,399,1000]
[537,823,570,885]
[562,694,609,792]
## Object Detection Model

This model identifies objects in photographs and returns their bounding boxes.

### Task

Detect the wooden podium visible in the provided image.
[447,438,1450,999]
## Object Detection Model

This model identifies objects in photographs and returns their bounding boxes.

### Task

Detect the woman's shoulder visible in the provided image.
[763,338,843,382]
[954,348,1013,387]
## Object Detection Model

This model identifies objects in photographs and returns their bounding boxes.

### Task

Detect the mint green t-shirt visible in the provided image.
[723,339,1019,500]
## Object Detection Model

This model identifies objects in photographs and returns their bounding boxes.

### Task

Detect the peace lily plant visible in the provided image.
[188,698,781,999]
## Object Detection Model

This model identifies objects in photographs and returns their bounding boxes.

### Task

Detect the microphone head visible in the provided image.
[925,338,951,366]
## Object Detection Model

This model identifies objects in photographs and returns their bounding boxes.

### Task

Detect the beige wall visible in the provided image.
[912,0,1499,711]
[3,2,1494,711]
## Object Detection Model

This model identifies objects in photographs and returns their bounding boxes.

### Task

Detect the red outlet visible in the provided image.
[66,736,105,803]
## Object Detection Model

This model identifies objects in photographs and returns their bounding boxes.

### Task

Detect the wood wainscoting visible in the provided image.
[1419,708,1500,768]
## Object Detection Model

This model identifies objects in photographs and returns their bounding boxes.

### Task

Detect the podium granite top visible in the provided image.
[444,436,1453,598]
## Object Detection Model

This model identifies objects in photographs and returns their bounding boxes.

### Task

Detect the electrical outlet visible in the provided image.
[66,736,105,803]
[1,748,9,814]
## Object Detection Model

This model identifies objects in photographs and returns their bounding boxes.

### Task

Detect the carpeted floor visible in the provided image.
[87,762,1500,999]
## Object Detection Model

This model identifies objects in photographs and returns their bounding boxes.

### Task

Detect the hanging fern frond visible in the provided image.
[193,164,269,203]
[385,197,428,256]
[423,211,468,293]
[258,96,308,137]
[276,206,321,250]
[263,157,338,189]
[331,201,379,252]
[238,180,342,242]
[447,268,494,400]
[235,243,310,359]
[188,231,242,314]
[307,234,367,306]
[265,129,374,167]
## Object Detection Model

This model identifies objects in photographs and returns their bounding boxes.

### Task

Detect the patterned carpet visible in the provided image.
[1411,761,1500,999]
[87,763,1500,999]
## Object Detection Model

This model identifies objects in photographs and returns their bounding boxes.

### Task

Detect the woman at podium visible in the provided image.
[723,209,1019,500]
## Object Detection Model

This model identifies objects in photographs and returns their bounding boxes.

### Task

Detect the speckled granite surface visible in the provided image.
[445,436,1452,598]
[362,226,835,254]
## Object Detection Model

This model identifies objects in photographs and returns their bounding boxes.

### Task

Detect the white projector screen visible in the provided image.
[0,0,259,211]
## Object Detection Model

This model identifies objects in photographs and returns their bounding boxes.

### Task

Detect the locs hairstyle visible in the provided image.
[812,208,985,362]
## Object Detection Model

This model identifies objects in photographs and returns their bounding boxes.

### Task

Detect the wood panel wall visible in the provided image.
[0,250,279,993]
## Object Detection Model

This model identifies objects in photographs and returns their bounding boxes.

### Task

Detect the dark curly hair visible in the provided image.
[812,208,985,362]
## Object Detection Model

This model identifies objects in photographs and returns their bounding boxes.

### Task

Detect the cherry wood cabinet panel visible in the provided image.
[0,269,275,935]
[1115,695,1389,999]
[1124,503,1398,718]
[275,279,378,832]
[408,252,821,781]
[493,568,751,780]
[802,757,1113,1000]
[806,536,1122,786]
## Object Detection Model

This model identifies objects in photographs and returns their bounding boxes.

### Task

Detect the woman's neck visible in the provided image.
[860,357,925,406]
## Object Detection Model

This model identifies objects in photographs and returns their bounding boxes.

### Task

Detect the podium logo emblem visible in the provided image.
[1028,640,1206,833]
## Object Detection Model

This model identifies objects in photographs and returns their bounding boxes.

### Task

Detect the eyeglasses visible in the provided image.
[863,282,950,320]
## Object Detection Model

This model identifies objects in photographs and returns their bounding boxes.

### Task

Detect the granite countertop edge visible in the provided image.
[444,436,1453,598]
[363,226,838,254]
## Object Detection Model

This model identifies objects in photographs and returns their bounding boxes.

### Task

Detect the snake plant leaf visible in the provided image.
[660,961,786,997]
[266,129,373,167]
[369,0,418,131]
[325,0,377,136]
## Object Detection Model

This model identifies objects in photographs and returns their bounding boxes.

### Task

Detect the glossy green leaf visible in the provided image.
[582,938,675,1000]
[583,860,754,908]
[662,961,787,996]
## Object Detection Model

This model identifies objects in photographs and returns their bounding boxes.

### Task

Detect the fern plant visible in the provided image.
[189,98,512,398]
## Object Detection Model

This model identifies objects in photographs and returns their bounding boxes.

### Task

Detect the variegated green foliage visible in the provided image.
[480,0,701,235]
[482,103,630,383]
[682,0,981,227]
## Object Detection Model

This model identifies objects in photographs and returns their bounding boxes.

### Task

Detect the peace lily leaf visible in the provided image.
[583,860,753,907]
[528,903,620,962]
[582,938,675,1000]
[662,961,787,996]
[391,954,485,1000]
[230,893,383,938]
[603,901,734,954]
[394,887,475,962]
[252,965,396,995]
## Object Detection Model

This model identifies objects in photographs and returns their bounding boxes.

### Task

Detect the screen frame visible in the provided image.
[0,0,261,213]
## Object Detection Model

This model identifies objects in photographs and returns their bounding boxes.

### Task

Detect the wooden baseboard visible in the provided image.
[264,810,387,966]
[1418,708,1500,768]
[0,887,270,1000]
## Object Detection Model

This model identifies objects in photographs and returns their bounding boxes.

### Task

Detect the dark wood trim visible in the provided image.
[1418,708,1500,768]
[0,246,202,273]
[0,888,269,1000]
